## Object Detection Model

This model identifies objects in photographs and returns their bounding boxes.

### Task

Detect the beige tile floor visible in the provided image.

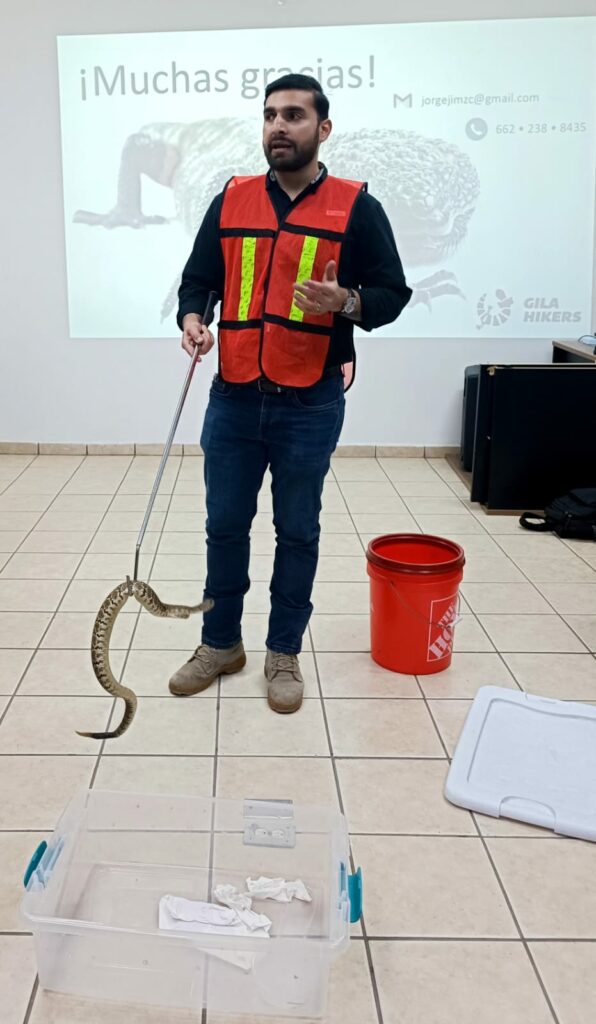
[1,452,595,1024]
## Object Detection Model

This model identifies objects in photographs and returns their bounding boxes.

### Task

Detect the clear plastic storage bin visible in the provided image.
[21,789,362,1018]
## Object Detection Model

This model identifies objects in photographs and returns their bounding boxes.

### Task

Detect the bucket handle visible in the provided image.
[384,577,463,632]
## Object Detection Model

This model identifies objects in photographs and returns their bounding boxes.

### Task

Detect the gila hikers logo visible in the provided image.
[476,289,513,330]
[522,297,582,324]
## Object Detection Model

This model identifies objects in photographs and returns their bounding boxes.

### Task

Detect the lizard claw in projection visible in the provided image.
[409,271,466,311]
[73,208,169,229]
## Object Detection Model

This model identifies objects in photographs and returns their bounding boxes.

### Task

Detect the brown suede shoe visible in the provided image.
[264,650,304,714]
[169,642,246,696]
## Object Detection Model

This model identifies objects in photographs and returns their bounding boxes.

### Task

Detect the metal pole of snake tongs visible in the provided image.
[132,290,218,581]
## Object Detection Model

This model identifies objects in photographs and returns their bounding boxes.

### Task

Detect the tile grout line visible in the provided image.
[491,649,524,693]
[324,934,596,943]
[333,459,564,1020]
[203,676,221,1024]
[2,927,596,942]
[30,459,137,772]
[470,820,561,1023]
[329,465,371,556]
[380,472,568,1024]
[378,454,461,507]
[308,623,386,1024]
[21,974,39,1024]
[481,509,596,577]
[0,455,133,733]
[0,828,566,839]
[465,506,596,612]
[6,455,135,1023]
[418,692,459,768]
[481,531,594,653]
[6,639,592,654]
[212,677,222,802]
[0,455,89,698]
[414,683,483,841]
[0,454,89,568]
[0,455,39,496]
[397,473,577,1023]
[16,692,583,701]
[0,753,452,760]
[9,456,186,1020]
[559,536,596,572]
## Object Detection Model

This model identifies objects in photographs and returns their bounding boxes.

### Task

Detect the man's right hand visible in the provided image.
[181,314,215,360]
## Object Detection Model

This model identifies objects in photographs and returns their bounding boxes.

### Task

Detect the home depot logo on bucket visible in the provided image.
[427,595,459,662]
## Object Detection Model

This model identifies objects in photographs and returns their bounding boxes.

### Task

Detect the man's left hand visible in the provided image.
[292,260,347,316]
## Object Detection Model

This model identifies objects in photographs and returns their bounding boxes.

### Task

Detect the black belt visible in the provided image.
[249,366,343,393]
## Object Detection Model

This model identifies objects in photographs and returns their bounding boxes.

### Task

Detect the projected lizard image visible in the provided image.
[72,118,480,318]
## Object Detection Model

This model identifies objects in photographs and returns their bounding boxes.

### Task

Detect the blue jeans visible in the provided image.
[199,372,346,654]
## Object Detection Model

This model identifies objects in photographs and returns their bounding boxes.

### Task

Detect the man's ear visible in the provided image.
[319,118,332,144]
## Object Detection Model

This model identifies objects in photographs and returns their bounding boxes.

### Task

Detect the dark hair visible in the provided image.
[264,74,330,120]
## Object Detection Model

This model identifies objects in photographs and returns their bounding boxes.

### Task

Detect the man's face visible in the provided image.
[262,89,331,172]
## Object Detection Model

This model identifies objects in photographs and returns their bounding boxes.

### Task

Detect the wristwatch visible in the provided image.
[340,288,358,316]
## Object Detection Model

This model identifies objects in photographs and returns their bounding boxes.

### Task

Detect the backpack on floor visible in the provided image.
[520,488,596,540]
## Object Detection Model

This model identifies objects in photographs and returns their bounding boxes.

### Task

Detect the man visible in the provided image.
[169,73,411,713]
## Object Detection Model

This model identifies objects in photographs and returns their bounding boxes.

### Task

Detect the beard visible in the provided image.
[263,127,320,172]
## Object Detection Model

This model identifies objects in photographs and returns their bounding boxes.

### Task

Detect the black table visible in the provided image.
[552,339,596,364]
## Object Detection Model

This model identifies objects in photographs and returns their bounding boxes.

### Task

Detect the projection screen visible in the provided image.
[56,16,596,339]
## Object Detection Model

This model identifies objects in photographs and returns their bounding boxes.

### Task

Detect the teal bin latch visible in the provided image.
[23,837,64,890]
[348,867,363,923]
[23,841,48,889]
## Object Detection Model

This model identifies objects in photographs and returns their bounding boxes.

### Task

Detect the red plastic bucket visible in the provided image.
[366,534,465,675]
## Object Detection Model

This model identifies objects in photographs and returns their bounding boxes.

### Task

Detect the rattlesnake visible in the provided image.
[77,577,213,740]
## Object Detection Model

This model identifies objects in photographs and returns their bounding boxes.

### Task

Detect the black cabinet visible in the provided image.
[463,364,596,511]
[460,365,480,471]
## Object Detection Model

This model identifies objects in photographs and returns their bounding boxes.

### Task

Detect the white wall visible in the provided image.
[1,0,594,447]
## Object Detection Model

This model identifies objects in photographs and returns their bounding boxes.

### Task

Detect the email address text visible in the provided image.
[420,92,540,108]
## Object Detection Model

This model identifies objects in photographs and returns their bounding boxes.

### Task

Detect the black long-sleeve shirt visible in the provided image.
[177,163,412,370]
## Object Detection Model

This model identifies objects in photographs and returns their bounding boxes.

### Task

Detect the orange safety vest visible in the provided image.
[218,173,365,387]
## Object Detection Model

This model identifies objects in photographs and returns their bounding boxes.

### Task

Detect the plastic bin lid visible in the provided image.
[445,686,596,842]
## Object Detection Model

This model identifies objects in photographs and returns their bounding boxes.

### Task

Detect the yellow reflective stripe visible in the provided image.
[237,237,257,321]
[289,235,319,322]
